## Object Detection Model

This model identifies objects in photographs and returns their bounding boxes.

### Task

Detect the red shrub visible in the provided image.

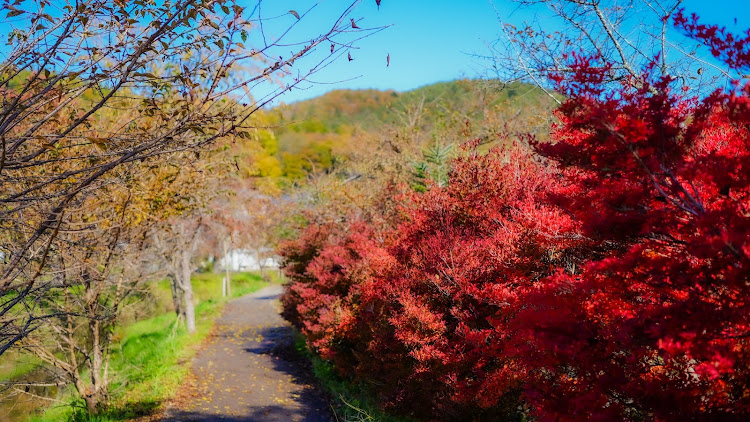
[280,13,750,421]
[512,49,750,421]
[280,221,387,363]
[282,144,582,419]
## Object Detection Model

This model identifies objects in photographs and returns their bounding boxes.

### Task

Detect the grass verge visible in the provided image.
[292,334,413,422]
[0,350,43,381]
[26,272,272,422]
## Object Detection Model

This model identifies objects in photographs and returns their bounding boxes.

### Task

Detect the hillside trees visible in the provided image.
[270,79,561,245]
[0,0,376,355]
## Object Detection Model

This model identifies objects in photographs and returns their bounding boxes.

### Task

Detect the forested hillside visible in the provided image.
[276,80,552,133]
[251,80,556,190]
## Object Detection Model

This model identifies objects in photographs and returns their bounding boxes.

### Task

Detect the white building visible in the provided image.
[217,249,280,272]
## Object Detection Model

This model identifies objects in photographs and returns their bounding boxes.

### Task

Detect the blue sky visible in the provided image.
[276,0,750,104]
[1,0,746,104]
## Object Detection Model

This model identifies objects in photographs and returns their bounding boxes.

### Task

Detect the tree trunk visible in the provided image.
[256,249,265,276]
[183,282,196,333]
[89,319,104,409]
[82,385,106,414]
[211,255,220,274]
[85,285,109,415]
[181,250,196,333]
[223,237,231,297]
[83,392,100,414]
[169,274,184,318]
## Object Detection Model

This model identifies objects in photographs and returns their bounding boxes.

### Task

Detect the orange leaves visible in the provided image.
[87,136,107,150]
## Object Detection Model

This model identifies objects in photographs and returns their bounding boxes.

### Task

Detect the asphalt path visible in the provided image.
[162,284,332,422]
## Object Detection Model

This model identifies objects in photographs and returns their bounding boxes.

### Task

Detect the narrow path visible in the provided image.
[162,285,332,422]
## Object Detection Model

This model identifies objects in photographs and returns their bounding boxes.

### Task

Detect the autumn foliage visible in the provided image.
[280,13,750,421]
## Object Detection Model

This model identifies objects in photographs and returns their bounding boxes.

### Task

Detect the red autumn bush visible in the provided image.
[360,144,582,419]
[280,220,377,358]
[281,144,583,419]
[280,12,750,421]
[508,41,750,422]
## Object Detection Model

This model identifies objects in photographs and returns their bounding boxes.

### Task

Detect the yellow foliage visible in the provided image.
[255,155,283,178]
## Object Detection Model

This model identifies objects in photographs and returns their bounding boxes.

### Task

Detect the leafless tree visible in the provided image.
[485,0,733,99]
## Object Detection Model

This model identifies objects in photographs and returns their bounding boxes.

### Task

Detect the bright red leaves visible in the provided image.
[279,13,750,421]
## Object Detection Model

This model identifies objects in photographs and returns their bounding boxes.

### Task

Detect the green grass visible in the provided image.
[292,335,414,422]
[0,350,43,381]
[26,271,274,422]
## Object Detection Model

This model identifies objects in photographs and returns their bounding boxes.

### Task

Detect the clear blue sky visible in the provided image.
[1,1,745,104]
[276,0,750,104]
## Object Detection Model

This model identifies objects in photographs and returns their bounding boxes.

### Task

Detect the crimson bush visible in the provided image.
[282,144,582,419]
[510,44,750,422]
[280,13,750,421]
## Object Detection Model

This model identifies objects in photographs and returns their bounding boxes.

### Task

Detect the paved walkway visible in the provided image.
[162,285,332,421]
